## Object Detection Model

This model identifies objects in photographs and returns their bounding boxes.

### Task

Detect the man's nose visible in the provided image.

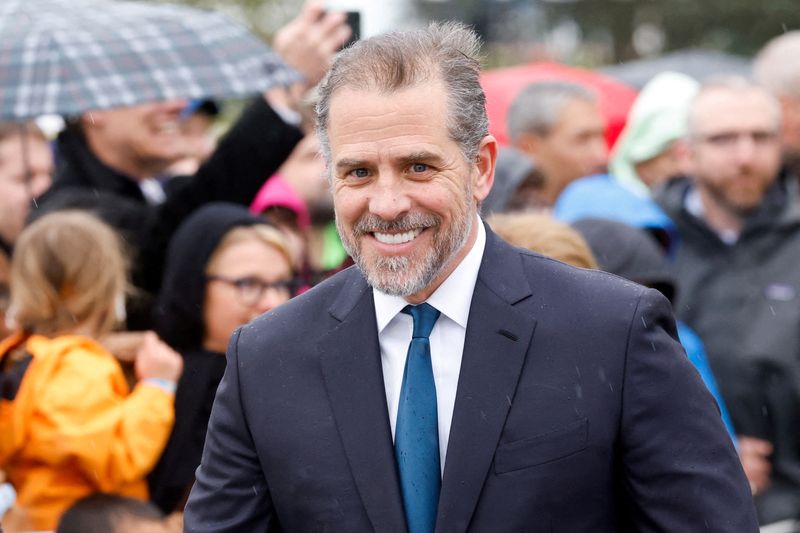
[733,135,757,165]
[368,177,412,220]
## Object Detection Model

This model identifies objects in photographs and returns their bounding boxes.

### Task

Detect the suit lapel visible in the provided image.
[437,229,537,533]
[319,270,407,532]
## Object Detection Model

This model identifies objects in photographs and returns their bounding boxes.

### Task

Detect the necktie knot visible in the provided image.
[402,303,440,339]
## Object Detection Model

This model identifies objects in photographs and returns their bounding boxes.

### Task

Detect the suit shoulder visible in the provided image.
[515,247,649,301]
[500,246,671,332]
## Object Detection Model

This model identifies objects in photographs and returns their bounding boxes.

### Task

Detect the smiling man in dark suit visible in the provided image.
[183,22,757,533]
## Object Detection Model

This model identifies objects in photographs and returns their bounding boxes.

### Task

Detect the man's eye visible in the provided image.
[350,168,369,178]
[752,131,777,144]
[706,133,737,145]
[236,278,261,290]
[411,163,428,173]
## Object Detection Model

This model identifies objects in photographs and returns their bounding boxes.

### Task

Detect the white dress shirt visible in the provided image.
[138,178,167,205]
[374,217,486,472]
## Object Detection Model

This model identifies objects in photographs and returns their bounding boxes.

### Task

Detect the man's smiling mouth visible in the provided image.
[373,228,423,244]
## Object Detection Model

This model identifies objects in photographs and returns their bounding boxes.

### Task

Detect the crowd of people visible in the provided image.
[0,3,800,531]
[0,3,352,531]
[489,33,800,528]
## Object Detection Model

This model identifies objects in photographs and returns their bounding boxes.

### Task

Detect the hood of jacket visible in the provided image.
[154,203,267,352]
[571,217,676,303]
[554,174,679,256]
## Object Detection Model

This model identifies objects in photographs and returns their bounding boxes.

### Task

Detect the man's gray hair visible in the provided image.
[687,75,781,139]
[754,31,800,99]
[316,21,487,168]
[506,81,597,144]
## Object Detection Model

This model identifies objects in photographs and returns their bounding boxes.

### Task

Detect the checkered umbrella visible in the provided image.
[0,0,301,120]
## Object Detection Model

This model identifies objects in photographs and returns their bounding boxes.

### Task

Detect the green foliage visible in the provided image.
[658,0,800,55]
[413,0,800,63]
[542,0,800,60]
[143,0,800,63]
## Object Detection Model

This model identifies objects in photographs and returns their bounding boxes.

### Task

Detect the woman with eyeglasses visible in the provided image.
[148,203,295,514]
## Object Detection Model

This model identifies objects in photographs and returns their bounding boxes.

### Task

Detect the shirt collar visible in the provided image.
[139,178,167,205]
[685,186,739,245]
[374,215,486,332]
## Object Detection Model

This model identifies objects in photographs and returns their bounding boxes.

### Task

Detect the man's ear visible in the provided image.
[684,136,702,177]
[473,134,497,203]
[514,130,542,158]
[779,96,800,141]
[669,138,693,177]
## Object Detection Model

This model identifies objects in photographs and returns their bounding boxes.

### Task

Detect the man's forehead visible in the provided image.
[694,89,779,128]
[0,135,32,166]
[0,132,49,155]
[548,99,607,137]
[551,98,604,131]
[329,77,446,113]
[329,86,448,138]
[295,134,321,155]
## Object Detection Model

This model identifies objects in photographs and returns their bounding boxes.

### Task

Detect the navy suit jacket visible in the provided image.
[184,226,758,532]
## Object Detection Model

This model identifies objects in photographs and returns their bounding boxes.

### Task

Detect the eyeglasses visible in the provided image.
[695,129,778,148]
[206,275,295,306]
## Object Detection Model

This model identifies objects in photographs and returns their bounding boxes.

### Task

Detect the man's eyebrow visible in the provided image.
[335,151,444,171]
[335,158,369,171]
[396,151,444,166]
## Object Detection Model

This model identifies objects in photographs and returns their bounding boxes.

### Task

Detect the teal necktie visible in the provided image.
[395,303,441,533]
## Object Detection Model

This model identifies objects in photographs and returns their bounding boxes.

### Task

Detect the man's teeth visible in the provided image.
[374,228,423,244]
[157,122,179,134]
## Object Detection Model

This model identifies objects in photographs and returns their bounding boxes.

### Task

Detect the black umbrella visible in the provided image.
[600,48,751,89]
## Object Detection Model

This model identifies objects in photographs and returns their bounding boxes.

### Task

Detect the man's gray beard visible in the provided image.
[336,206,473,297]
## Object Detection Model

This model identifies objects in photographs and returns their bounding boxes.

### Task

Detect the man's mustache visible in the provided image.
[352,212,439,236]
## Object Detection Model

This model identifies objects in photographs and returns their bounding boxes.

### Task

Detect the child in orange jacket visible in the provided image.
[0,211,182,531]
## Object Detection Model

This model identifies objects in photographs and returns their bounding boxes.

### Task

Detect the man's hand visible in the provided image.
[738,435,773,495]
[273,2,352,90]
[135,331,183,383]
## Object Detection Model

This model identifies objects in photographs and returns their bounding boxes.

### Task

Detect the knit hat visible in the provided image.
[250,174,311,229]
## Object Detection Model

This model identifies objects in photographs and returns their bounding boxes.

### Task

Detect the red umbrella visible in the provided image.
[481,62,638,149]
